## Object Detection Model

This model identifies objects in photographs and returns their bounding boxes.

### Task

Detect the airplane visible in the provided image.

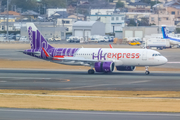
[162,26,180,45]
[23,23,168,75]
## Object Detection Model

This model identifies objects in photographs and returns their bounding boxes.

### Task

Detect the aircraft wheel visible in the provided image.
[145,71,150,75]
[88,69,95,74]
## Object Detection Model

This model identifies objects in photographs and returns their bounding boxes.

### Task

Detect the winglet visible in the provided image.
[109,44,113,48]
[42,47,50,57]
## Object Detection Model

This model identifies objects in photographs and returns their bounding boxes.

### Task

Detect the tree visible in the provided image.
[9,0,66,13]
[176,28,180,33]
[150,1,161,8]
[116,0,124,8]
[141,0,161,8]
[138,18,150,26]
[128,19,136,26]
[10,0,38,11]
[41,0,66,8]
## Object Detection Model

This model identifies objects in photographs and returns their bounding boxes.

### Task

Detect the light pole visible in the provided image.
[6,0,9,42]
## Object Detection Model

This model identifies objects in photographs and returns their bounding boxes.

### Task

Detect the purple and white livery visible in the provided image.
[24,23,168,75]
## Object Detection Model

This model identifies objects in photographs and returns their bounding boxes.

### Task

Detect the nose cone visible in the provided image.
[161,56,168,64]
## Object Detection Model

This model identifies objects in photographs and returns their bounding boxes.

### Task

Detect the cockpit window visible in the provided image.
[152,54,162,56]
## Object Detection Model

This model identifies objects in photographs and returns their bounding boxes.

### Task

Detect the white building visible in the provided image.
[91,9,114,15]
[72,21,105,38]
[57,18,76,33]
[123,26,159,39]
[88,14,125,38]
[46,8,66,17]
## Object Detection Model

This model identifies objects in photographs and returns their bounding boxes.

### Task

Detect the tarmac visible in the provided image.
[0,47,180,119]
[0,108,180,120]
[0,69,179,91]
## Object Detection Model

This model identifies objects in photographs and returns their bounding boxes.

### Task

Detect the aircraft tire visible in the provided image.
[145,71,150,75]
[88,69,95,74]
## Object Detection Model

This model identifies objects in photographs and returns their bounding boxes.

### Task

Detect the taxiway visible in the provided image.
[0,69,179,91]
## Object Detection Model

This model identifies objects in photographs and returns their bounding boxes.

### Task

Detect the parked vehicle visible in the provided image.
[142,38,170,50]
[98,36,106,42]
[19,36,29,42]
[108,36,114,42]
[90,35,106,42]
[89,35,101,42]
[67,36,80,43]
[129,41,141,46]
[9,35,16,40]
[103,36,109,42]
[89,37,99,42]
[75,36,83,43]
[0,33,5,37]
[48,37,61,41]
[16,34,21,40]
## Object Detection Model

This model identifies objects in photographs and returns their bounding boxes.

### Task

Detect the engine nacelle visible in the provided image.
[95,62,115,72]
[116,66,136,71]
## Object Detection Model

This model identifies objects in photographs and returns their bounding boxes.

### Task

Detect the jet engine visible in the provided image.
[116,66,136,71]
[94,62,115,72]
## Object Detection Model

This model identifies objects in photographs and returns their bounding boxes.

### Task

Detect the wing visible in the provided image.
[53,57,97,62]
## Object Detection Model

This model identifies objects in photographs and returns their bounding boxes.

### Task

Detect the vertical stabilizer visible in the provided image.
[26,23,53,50]
[162,26,169,39]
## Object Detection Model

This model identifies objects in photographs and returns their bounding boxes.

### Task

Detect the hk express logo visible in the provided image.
[92,49,140,60]
[92,49,107,60]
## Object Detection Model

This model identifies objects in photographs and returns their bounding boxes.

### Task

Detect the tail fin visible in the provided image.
[162,26,169,39]
[26,23,53,50]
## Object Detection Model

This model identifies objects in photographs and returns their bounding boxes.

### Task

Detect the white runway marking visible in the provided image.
[63,80,150,90]
[0,77,51,80]
[0,93,179,100]
[0,81,7,82]
[0,109,180,117]
[167,62,180,63]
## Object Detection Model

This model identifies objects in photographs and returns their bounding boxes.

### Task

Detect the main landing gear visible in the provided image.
[145,66,150,75]
[88,69,95,74]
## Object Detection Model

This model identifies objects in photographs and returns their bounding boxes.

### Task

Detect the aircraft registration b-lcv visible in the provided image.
[24,23,168,75]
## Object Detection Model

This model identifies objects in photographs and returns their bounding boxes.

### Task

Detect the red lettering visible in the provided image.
[131,53,135,58]
[117,53,122,60]
[123,53,126,58]
[112,53,117,58]
[107,53,111,58]
[136,53,140,58]
[126,53,130,58]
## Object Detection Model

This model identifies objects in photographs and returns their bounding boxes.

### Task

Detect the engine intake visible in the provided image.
[116,66,136,71]
[95,62,115,72]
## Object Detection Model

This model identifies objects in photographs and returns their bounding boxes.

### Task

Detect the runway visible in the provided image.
[0,69,180,91]
[0,108,180,120]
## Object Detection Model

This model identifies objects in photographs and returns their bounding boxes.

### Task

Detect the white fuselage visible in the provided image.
[52,48,167,67]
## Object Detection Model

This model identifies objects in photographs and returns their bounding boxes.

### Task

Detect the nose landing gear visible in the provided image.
[145,66,150,75]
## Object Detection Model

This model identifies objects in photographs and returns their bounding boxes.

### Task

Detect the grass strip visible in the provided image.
[0,90,180,112]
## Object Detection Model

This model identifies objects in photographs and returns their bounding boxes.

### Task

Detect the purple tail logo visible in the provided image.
[28,26,53,51]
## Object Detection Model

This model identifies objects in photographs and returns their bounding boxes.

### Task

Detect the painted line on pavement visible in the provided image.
[0,77,51,80]
[63,80,150,90]
[0,109,180,116]
[167,62,180,63]
[0,93,179,100]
